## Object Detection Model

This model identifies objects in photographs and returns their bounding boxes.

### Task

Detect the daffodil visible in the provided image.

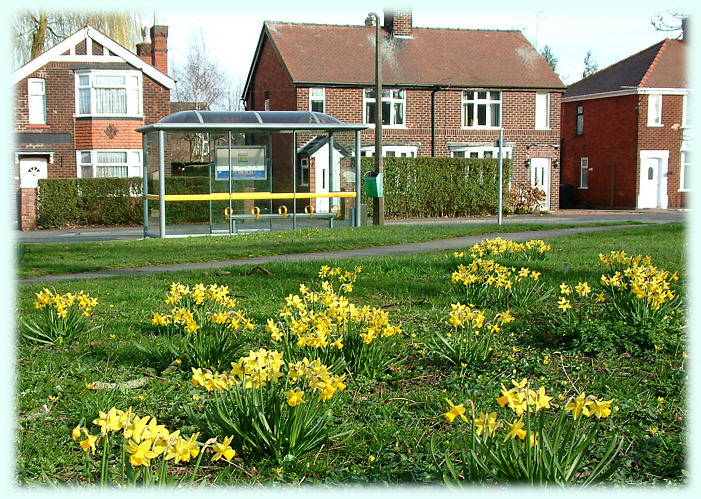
[285,388,306,407]
[211,435,237,461]
[444,398,468,423]
[125,438,160,467]
[504,419,527,441]
[474,412,498,437]
[589,398,614,419]
[565,392,591,420]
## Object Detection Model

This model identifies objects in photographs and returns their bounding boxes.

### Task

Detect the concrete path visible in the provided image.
[14,209,685,244]
[17,223,654,284]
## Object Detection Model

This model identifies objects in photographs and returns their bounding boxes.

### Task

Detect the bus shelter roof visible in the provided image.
[136,110,368,133]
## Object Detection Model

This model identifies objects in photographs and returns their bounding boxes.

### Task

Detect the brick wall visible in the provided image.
[20,188,37,230]
[297,85,563,210]
[561,92,686,209]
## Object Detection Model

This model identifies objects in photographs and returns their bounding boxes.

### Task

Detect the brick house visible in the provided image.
[12,24,174,229]
[242,10,565,212]
[560,37,689,209]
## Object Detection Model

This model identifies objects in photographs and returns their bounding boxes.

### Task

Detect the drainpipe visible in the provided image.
[431,87,438,157]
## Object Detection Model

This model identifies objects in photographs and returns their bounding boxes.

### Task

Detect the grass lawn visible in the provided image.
[16,221,636,278]
[15,222,686,486]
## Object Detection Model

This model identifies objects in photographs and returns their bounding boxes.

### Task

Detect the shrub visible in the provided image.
[360,157,511,218]
[509,181,546,214]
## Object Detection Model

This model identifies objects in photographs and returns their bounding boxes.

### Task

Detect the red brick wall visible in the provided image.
[20,188,37,230]
[298,85,563,210]
[561,92,686,208]
[637,93,687,208]
[247,36,296,111]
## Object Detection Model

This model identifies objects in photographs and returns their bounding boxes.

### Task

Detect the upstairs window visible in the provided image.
[75,70,142,117]
[535,92,550,130]
[364,88,405,127]
[576,105,584,135]
[28,78,46,125]
[462,90,501,128]
[309,88,325,113]
[647,94,662,126]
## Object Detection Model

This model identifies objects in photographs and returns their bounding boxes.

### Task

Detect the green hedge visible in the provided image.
[360,157,511,218]
[37,178,143,228]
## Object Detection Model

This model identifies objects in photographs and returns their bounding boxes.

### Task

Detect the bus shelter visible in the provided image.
[136,110,368,238]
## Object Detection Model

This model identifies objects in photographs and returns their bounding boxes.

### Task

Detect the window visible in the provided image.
[299,157,309,186]
[28,78,46,125]
[648,94,662,126]
[576,105,584,135]
[462,90,501,128]
[535,92,550,130]
[680,151,692,191]
[364,88,405,126]
[450,146,512,159]
[77,149,141,178]
[75,71,142,117]
[309,88,325,113]
[361,145,417,157]
[682,94,690,127]
[580,157,589,188]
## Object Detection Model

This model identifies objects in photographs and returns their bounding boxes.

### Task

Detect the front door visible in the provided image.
[530,158,550,210]
[19,157,48,189]
[638,154,668,208]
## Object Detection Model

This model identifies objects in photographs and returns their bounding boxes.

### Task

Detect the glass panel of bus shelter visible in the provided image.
[143,130,161,238]
[162,130,212,236]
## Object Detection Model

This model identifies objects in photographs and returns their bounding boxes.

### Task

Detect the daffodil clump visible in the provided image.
[458,237,551,261]
[267,266,402,377]
[598,251,680,323]
[553,281,601,325]
[72,407,238,485]
[428,303,514,369]
[439,378,623,486]
[146,282,253,369]
[23,288,99,345]
[186,348,347,463]
[451,258,548,307]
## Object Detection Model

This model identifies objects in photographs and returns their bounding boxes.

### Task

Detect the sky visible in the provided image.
[155,0,691,90]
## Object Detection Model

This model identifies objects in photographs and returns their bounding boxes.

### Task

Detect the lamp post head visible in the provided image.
[365,12,378,26]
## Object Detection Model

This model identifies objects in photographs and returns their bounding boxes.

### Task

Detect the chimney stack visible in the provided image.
[383,9,413,38]
[134,25,169,75]
[681,17,689,45]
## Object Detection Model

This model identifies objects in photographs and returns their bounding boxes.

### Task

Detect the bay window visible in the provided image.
[77,149,142,178]
[75,70,142,117]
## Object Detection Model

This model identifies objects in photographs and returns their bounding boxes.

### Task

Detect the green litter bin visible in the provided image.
[364,171,383,198]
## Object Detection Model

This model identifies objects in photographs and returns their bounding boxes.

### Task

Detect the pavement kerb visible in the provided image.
[16,224,642,284]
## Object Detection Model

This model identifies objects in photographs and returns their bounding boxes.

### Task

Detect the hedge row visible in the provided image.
[37,178,143,228]
[360,157,511,218]
[36,157,511,228]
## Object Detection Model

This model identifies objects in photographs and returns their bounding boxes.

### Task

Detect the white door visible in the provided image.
[530,158,550,210]
[312,145,342,213]
[20,157,48,189]
[638,153,669,208]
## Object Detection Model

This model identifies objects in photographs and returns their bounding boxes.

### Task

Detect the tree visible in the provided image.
[12,11,143,69]
[582,50,598,78]
[540,45,558,73]
[171,30,228,111]
[651,10,688,37]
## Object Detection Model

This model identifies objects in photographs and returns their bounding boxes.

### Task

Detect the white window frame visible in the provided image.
[74,70,142,118]
[682,94,689,128]
[309,88,325,113]
[579,157,589,189]
[363,88,406,128]
[77,149,142,178]
[462,90,502,129]
[299,157,310,186]
[28,78,46,125]
[680,149,691,192]
[450,146,512,159]
[647,94,662,127]
[361,145,417,157]
[535,91,550,130]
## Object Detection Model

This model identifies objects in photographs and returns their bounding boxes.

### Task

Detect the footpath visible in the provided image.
[17,223,654,284]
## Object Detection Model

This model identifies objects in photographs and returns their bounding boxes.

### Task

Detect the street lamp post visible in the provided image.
[365,12,384,225]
